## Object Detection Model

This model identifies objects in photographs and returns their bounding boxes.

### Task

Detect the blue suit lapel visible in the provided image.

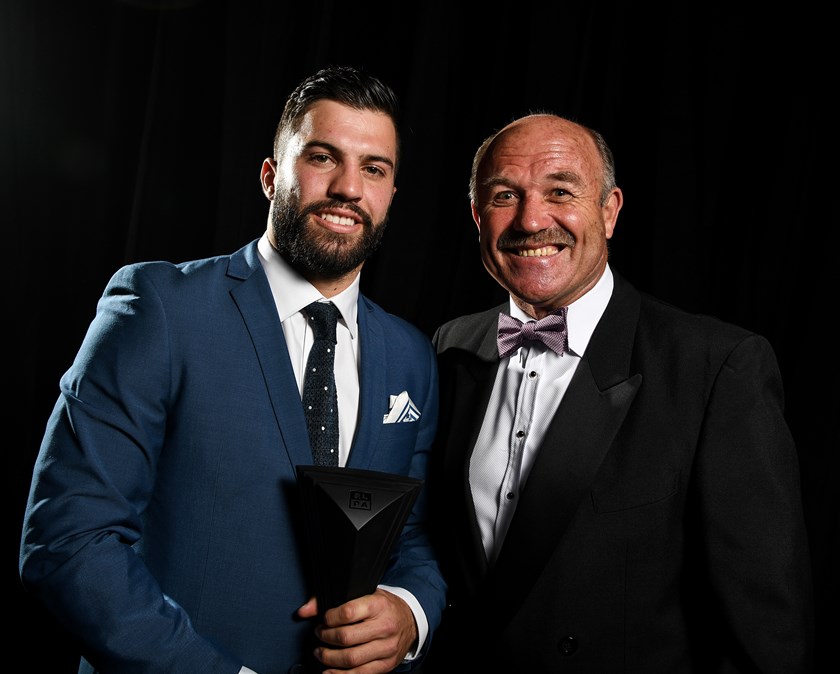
[347,296,385,470]
[226,242,313,470]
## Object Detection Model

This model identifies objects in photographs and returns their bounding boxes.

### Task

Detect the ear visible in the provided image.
[471,200,481,231]
[260,158,277,199]
[603,187,623,240]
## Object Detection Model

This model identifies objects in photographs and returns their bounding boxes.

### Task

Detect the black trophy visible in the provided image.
[295,465,423,614]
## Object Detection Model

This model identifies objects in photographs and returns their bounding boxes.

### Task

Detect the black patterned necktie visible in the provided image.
[496,307,569,359]
[302,301,341,466]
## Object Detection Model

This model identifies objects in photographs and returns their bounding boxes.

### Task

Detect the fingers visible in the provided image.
[296,596,318,619]
[314,589,417,674]
[317,639,398,674]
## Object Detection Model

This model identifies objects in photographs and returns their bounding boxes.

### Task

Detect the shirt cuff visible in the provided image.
[377,584,428,660]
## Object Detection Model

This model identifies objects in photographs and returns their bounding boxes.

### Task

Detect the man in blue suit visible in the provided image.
[19,65,446,674]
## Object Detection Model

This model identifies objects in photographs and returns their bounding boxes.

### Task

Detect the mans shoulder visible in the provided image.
[433,305,505,353]
[108,240,258,290]
[359,295,433,349]
[634,291,779,376]
[639,291,756,344]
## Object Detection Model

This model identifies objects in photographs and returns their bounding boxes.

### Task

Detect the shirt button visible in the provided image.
[515,430,525,438]
[528,370,538,379]
[506,492,515,500]
[558,635,578,655]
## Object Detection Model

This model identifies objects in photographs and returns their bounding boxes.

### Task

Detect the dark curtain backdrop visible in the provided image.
[5,1,837,670]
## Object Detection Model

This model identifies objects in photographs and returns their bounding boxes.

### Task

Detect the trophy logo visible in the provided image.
[349,490,372,510]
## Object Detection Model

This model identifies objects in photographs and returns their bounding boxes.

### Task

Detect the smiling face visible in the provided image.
[260,99,398,294]
[472,115,623,318]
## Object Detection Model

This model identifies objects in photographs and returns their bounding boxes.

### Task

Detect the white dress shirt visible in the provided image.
[258,234,360,465]
[469,265,614,564]
[252,233,426,671]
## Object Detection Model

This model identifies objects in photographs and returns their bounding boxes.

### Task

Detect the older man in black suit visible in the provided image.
[423,113,814,673]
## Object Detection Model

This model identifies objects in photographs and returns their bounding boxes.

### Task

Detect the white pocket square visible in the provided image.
[383,391,421,423]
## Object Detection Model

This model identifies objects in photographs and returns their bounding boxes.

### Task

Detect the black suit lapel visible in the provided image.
[485,354,641,616]
[434,307,503,587]
[481,272,643,617]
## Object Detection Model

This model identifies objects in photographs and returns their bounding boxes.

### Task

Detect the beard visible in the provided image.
[270,192,388,278]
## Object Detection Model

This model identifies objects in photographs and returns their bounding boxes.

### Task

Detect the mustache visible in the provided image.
[496,227,576,250]
[301,199,373,228]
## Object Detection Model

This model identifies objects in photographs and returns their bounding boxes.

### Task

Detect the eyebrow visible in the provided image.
[303,140,395,171]
[481,170,584,190]
[481,177,512,190]
[547,170,583,185]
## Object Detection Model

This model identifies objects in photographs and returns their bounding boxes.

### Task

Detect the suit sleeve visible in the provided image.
[695,334,814,672]
[378,330,447,666]
[19,265,240,673]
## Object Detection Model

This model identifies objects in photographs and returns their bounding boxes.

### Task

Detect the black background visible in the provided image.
[5,1,837,670]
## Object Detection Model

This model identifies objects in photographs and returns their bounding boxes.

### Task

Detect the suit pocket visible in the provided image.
[590,471,679,513]
[369,422,421,474]
[377,422,421,454]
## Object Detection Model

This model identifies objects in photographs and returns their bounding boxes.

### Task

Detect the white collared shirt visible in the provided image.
[257,233,360,466]
[469,265,614,564]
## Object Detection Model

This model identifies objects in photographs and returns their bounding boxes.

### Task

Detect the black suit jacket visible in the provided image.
[423,270,814,673]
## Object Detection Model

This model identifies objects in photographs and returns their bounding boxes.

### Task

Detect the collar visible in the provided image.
[257,232,360,339]
[506,264,613,357]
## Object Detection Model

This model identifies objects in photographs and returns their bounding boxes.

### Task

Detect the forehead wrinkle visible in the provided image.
[490,126,594,169]
[480,169,583,193]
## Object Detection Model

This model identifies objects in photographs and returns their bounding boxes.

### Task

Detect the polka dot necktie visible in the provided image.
[302,301,340,466]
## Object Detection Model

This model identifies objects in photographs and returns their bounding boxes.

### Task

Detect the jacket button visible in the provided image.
[558,635,578,655]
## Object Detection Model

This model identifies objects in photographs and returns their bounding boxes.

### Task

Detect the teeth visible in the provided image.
[517,246,557,257]
[321,213,355,226]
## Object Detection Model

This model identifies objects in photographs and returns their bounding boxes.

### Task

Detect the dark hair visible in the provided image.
[273,65,401,173]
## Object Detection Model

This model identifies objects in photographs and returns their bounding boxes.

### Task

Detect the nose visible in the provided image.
[327,165,363,203]
[514,195,551,233]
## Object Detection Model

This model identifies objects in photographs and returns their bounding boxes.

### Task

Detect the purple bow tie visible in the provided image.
[497,308,569,359]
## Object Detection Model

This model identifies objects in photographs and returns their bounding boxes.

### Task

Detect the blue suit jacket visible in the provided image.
[20,239,446,674]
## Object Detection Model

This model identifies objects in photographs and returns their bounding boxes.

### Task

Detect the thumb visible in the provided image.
[297,596,318,619]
